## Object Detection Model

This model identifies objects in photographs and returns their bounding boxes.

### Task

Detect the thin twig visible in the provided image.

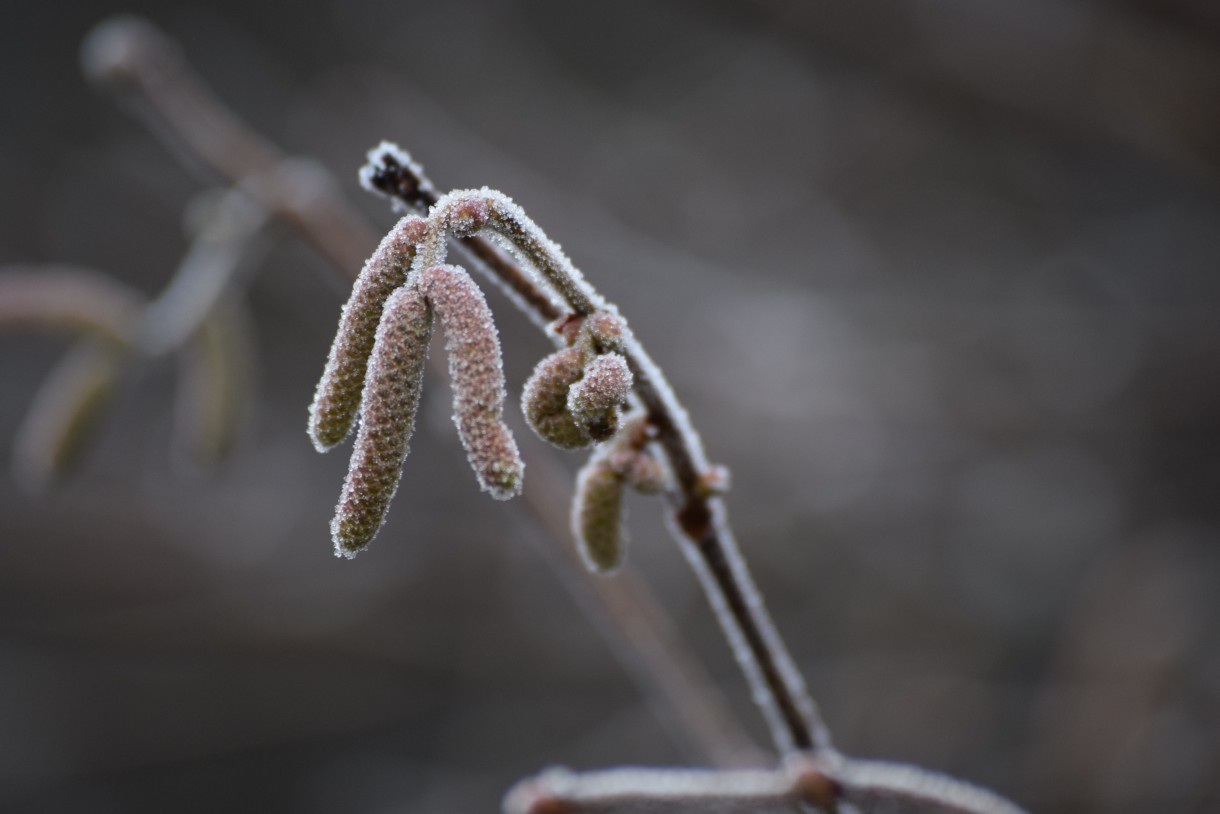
[504,755,1030,814]
[82,16,375,273]
[365,155,830,757]
[80,15,758,767]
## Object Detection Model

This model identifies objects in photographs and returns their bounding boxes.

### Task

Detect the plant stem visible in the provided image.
[84,15,760,766]
[368,156,832,757]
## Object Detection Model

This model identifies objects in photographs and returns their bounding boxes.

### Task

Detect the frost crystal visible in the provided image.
[523,346,597,450]
[567,351,632,443]
[418,264,523,500]
[331,286,431,556]
[308,216,426,452]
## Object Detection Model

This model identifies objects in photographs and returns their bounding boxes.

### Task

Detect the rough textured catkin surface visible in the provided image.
[523,345,595,450]
[572,457,625,573]
[419,264,523,500]
[331,285,432,556]
[309,216,426,452]
[567,351,632,442]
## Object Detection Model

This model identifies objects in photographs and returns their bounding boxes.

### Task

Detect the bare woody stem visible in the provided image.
[85,16,759,765]
[367,155,831,757]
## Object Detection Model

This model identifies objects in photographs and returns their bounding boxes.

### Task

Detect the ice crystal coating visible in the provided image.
[504,765,799,814]
[358,141,439,214]
[332,286,432,556]
[572,457,626,574]
[830,758,1030,814]
[567,351,632,443]
[580,312,627,354]
[569,414,669,574]
[446,194,491,237]
[522,346,596,450]
[417,264,523,500]
[504,759,1030,814]
[308,216,427,452]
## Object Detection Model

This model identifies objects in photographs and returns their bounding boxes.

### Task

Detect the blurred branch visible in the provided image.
[82,16,375,272]
[0,185,269,486]
[505,756,1029,814]
[76,14,759,768]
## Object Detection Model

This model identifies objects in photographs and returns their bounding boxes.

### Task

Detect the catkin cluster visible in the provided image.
[309,212,524,556]
[312,168,671,567]
[520,314,669,572]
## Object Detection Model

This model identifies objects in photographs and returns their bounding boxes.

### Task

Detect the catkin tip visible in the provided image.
[420,264,525,497]
[572,457,626,574]
[522,347,595,450]
[327,286,431,555]
[567,351,632,442]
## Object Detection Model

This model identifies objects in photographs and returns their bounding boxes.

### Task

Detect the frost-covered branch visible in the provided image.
[58,16,1032,811]
[361,145,829,757]
[73,15,757,767]
[505,757,1030,814]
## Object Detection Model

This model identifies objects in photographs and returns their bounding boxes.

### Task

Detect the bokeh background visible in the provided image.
[2,1,1219,812]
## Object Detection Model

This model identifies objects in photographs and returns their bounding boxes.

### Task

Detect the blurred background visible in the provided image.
[1,1,1218,812]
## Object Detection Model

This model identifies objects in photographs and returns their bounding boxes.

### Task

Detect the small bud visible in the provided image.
[566,352,632,443]
[572,457,626,573]
[613,449,670,495]
[696,464,731,497]
[308,215,427,452]
[332,286,432,556]
[522,346,595,450]
[418,264,524,500]
[580,312,627,354]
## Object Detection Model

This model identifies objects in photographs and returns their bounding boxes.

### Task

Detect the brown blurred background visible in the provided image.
[1,1,1218,812]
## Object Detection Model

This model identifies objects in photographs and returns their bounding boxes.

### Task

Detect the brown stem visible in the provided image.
[366,152,830,757]
[83,15,757,767]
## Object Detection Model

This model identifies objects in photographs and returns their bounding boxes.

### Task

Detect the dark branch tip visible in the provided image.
[359,142,438,212]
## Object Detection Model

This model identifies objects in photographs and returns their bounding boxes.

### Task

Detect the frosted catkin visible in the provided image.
[331,286,432,556]
[572,456,626,573]
[522,346,597,450]
[567,351,632,443]
[418,264,523,500]
[308,216,427,452]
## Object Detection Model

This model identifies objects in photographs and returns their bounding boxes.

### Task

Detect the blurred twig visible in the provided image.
[78,14,759,768]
